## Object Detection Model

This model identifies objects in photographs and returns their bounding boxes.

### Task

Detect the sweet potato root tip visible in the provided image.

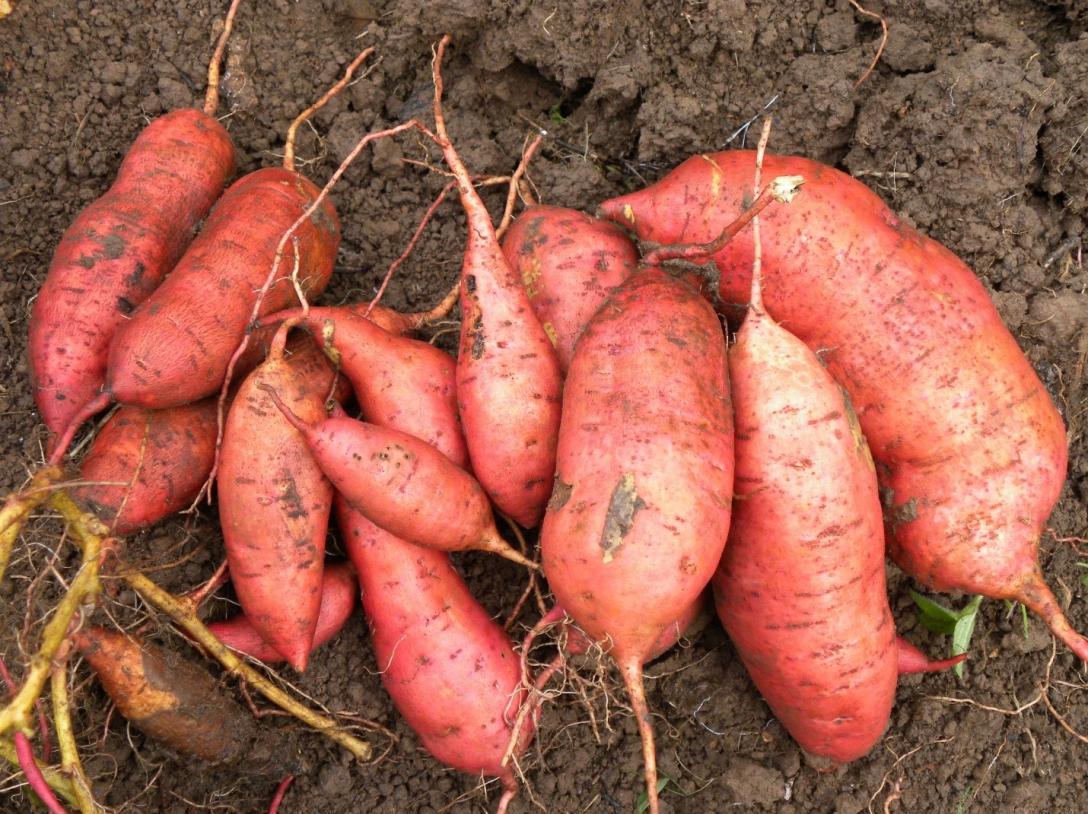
[203,0,245,115]
[895,636,967,674]
[259,384,312,435]
[46,392,112,466]
[1017,572,1088,662]
[621,659,660,814]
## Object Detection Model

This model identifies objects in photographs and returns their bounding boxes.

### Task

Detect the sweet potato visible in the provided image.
[430,38,562,528]
[70,399,218,536]
[207,562,356,664]
[500,205,638,372]
[105,167,339,410]
[712,282,898,764]
[262,307,467,466]
[600,151,1082,660]
[264,393,531,567]
[217,324,342,671]
[74,626,264,766]
[29,0,243,443]
[337,499,534,813]
[540,267,733,813]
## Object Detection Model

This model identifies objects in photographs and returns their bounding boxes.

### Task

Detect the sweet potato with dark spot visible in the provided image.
[600,152,1081,659]
[73,626,284,770]
[541,267,733,813]
[217,325,343,671]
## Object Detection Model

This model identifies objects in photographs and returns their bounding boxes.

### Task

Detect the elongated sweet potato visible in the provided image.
[500,205,638,372]
[208,562,356,663]
[540,267,733,814]
[713,284,898,764]
[600,151,1082,660]
[337,499,534,813]
[29,0,243,442]
[71,399,218,535]
[264,394,531,567]
[74,626,261,765]
[430,38,562,528]
[217,325,341,671]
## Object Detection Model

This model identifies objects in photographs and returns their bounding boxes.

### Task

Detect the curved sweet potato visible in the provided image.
[106,167,339,410]
[600,151,1081,660]
[337,499,534,812]
[540,267,733,813]
[500,205,638,372]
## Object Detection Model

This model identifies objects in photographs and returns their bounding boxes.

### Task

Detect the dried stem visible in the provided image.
[847,0,889,88]
[119,567,372,761]
[495,134,544,240]
[51,665,101,813]
[204,0,244,115]
[0,492,105,738]
[0,465,64,580]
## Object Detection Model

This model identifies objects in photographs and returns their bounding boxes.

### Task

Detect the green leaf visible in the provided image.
[951,595,983,678]
[910,589,958,634]
[636,778,670,813]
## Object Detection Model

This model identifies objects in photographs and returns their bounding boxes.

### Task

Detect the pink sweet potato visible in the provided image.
[71,399,218,535]
[600,151,1082,660]
[217,325,342,671]
[264,394,531,567]
[337,499,534,813]
[500,205,638,372]
[712,282,898,764]
[28,2,241,441]
[262,307,467,467]
[430,38,562,528]
[207,562,357,664]
[540,267,733,813]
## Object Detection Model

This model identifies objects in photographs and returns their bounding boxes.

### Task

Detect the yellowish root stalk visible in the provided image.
[51,662,102,813]
[0,465,64,580]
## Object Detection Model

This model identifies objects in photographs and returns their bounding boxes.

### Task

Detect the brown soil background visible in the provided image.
[2,0,1088,812]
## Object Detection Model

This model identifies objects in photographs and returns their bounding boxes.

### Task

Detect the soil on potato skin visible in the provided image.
[2,0,1087,812]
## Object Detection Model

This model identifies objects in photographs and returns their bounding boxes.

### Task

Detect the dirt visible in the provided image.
[2,0,1088,812]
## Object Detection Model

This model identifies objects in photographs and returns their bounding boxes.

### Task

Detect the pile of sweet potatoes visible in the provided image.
[3,22,1080,814]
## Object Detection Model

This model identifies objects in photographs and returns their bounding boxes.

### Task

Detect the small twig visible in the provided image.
[51,663,101,813]
[847,0,888,88]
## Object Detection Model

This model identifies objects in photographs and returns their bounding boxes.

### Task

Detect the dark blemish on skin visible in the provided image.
[116,297,134,315]
[887,497,918,530]
[125,262,146,288]
[103,234,125,259]
[465,274,477,295]
[470,315,485,359]
[600,473,646,563]
[547,476,573,511]
[279,476,308,520]
[76,255,96,269]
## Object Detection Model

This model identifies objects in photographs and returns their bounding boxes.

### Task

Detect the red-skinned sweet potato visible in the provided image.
[540,267,733,814]
[264,394,531,568]
[106,167,339,410]
[337,499,534,813]
[71,399,218,536]
[713,285,898,764]
[500,205,638,373]
[29,0,244,442]
[430,38,562,528]
[600,151,1082,660]
[262,308,467,467]
[217,324,343,671]
[207,562,357,664]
